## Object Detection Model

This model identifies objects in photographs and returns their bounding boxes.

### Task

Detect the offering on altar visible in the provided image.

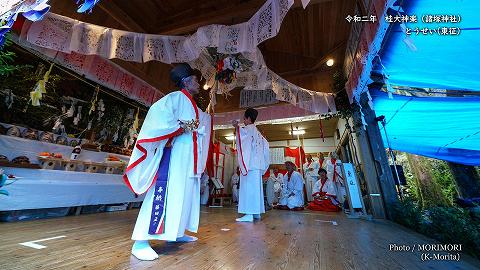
[6,126,20,137]
[56,136,68,145]
[12,156,30,164]
[71,146,82,160]
[39,131,54,143]
[22,128,38,140]
[106,155,121,162]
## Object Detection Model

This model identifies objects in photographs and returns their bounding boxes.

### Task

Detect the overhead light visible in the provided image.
[203,84,210,90]
[326,59,334,67]
[289,130,305,135]
[225,134,235,141]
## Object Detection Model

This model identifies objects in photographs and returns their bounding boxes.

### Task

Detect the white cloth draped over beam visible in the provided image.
[22,0,336,114]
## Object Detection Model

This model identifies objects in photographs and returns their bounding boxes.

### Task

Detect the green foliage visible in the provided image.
[396,152,457,206]
[391,198,424,232]
[429,159,457,205]
[0,35,24,77]
[392,199,480,258]
[426,206,480,255]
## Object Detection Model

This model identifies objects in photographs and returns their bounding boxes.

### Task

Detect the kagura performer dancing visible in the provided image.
[124,64,211,261]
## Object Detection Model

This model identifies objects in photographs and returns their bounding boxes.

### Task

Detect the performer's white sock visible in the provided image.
[131,240,159,261]
[169,235,198,243]
[236,214,254,222]
[253,214,261,220]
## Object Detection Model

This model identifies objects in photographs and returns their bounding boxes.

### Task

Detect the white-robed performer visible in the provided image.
[200,172,210,205]
[231,167,240,203]
[326,152,346,204]
[307,168,341,212]
[303,155,319,202]
[278,161,305,210]
[124,64,211,261]
[266,168,283,206]
[233,108,270,222]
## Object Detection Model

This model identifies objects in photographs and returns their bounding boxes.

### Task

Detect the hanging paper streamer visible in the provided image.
[76,0,101,14]
[30,62,54,106]
[96,98,105,120]
[73,105,82,125]
[89,86,99,115]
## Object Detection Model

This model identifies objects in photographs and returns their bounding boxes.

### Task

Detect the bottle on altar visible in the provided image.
[71,145,82,160]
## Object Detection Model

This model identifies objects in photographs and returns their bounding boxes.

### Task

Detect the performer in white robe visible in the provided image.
[317,152,327,171]
[200,172,210,205]
[308,168,341,212]
[231,167,240,203]
[233,108,270,222]
[266,168,283,206]
[124,64,211,261]
[326,152,346,204]
[278,161,304,210]
[303,155,319,202]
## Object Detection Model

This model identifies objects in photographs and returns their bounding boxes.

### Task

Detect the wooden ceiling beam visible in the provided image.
[292,0,335,9]
[155,0,265,35]
[278,40,346,78]
[97,2,145,32]
[154,0,336,36]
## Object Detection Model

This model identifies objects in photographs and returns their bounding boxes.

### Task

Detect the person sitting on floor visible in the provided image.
[231,167,240,203]
[277,161,304,211]
[200,172,210,205]
[307,168,341,212]
[266,168,283,207]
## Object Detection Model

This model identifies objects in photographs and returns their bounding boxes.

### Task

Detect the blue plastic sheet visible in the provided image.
[380,0,480,91]
[372,91,480,166]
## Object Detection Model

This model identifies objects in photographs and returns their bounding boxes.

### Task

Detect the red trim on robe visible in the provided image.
[236,126,248,176]
[123,128,183,195]
[331,158,337,183]
[181,89,200,175]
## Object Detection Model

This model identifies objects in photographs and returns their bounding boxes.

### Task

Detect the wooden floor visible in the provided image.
[0,207,479,270]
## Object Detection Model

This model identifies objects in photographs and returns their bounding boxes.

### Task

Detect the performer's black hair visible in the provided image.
[244,108,258,123]
[318,168,327,174]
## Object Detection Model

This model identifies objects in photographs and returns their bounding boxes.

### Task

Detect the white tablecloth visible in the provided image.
[0,168,144,211]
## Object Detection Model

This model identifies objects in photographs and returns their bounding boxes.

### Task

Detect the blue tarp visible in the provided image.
[372,91,480,166]
[380,0,480,91]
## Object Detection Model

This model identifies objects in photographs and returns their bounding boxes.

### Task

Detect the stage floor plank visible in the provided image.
[0,207,479,270]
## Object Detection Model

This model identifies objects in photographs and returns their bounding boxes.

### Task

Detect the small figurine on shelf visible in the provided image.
[71,145,82,160]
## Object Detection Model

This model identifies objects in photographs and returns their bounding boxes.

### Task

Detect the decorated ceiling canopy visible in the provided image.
[17,0,335,114]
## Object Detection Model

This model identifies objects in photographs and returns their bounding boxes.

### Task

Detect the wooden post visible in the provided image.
[359,91,399,218]
[351,107,388,219]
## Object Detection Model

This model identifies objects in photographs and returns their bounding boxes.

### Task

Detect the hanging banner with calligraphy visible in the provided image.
[239,89,278,108]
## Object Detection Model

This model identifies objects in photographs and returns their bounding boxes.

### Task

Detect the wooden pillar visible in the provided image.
[359,91,399,218]
[351,107,388,219]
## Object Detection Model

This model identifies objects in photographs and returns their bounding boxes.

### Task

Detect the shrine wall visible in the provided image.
[268,138,336,154]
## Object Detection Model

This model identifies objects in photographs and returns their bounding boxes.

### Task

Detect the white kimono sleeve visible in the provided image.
[124,94,183,195]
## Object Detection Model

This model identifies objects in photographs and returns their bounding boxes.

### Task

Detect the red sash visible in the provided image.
[181,89,199,175]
